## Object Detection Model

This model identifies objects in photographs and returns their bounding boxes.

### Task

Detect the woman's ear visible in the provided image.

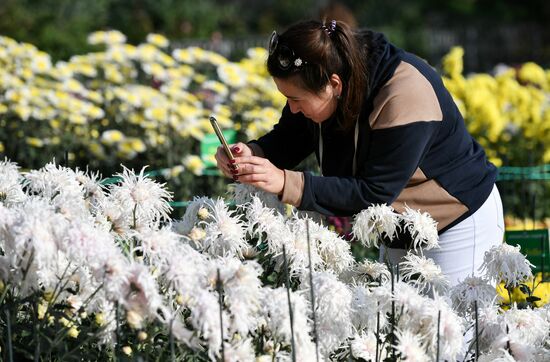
[329,74,343,97]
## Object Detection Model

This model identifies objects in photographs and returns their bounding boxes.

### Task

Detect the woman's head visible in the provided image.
[267,20,367,128]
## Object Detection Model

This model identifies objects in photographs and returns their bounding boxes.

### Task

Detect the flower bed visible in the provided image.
[0,160,548,361]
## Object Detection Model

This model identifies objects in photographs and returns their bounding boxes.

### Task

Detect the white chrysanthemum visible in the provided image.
[450,276,498,316]
[201,198,249,257]
[401,205,439,251]
[173,196,213,236]
[425,296,465,361]
[353,259,391,284]
[63,218,123,277]
[351,331,386,361]
[283,216,325,277]
[400,252,450,295]
[290,216,354,276]
[260,287,316,361]
[96,198,133,237]
[350,283,387,332]
[0,158,26,205]
[477,304,504,351]
[370,283,393,313]
[24,162,89,219]
[0,198,69,294]
[310,222,354,275]
[136,225,181,264]
[109,166,173,227]
[73,168,106,209]
[480,243,533,287]
[116,263,165,322]
[490,331,537,362]
[244,195,287,246]
[502,306,549,346]
[394,329,429,362]
[352,204,400,248]
[207,257,264,336]
[392,282,427,316]
[305,271,353,357]
[164,244,209,306]
[188,288,230,360]
[222,338,256,362]
[231,183,286,215]
[478,348,516,362]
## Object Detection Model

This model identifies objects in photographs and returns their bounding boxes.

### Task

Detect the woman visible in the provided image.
[215,20,504,285]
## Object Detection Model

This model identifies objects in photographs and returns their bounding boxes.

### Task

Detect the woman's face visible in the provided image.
[273,76,339,123]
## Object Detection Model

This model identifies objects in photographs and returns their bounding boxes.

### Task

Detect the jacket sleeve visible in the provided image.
[299,121,440,216]
[248,104,315,170]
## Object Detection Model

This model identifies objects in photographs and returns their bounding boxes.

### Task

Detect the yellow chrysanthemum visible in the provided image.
[183,155,204,175]
[101,129,125,145]
[146,33,169,48]
[518,62,547,89]
[26,137,43,147]
[442,46,464,78]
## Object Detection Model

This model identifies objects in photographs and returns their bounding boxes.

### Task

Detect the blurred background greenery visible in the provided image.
[1,0,549,71]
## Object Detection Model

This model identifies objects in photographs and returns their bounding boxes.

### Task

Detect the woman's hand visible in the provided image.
[231,155,285,195]
[215,142,253,178]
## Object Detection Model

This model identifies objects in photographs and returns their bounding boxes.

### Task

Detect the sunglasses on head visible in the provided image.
[269,30,307,71]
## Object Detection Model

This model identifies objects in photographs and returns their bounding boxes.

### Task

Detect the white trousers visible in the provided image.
[380,185,505,286]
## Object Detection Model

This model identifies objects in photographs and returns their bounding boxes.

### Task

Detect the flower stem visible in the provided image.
[5,309,14,362]
[216,269,225,362]
[306,220,320,362]
[282,245,296,362]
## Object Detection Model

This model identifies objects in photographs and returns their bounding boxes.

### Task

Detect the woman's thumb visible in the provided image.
[231,143,244,154]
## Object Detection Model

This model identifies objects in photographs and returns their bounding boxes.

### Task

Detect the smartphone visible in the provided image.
[209,116,235,161]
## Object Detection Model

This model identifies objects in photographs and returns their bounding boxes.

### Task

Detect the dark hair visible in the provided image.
[267,20,368,130]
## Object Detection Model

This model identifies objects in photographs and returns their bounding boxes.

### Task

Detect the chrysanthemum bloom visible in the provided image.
[477,348,516,362]
[423,296,465,361]
[304,271,353,357]
[206,257,263,336]
[173,196,214,235]
[502,305,549,347]
[400,252,450,295]
[391,282,464,360]
[352,204,400,248]
[260,287,316,361]
[450,276,498,316]
[480,243,534,287]
[350,284,388,332]
[0,158,26,205]
[24,162,90,219]
[401,206,439,251]
[353,259,391,284]
[0,198,69,295]
[350,331,385,361]
[222,338,256,362]
[231,183,287,215]
[394,329,429,362]
[188,288,230,360]
[109,166,173,227]
[295,216,354,276]
[201,198,249,258]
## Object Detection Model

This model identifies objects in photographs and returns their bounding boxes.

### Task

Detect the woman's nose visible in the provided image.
[288,101,300,114]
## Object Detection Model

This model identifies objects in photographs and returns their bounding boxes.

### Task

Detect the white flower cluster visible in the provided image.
[1,161,548,361]
[352,204,440,251]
